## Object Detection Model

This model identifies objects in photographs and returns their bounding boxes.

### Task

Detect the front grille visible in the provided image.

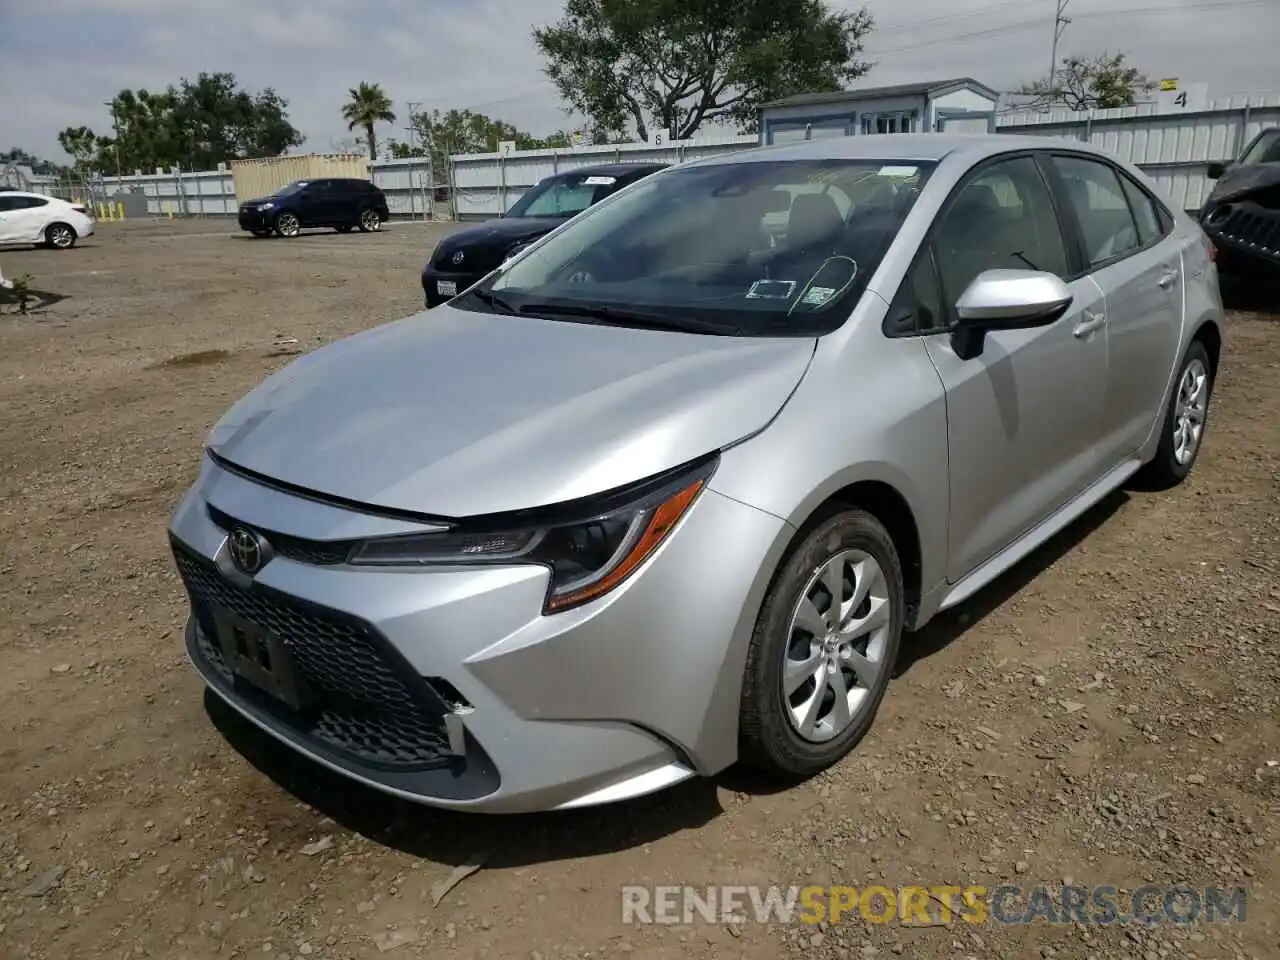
[206,505,352,565]
[175,545,452,768]
[1210,204,1280,256]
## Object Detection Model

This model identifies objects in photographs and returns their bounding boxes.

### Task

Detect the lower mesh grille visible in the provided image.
[175,544,452,769]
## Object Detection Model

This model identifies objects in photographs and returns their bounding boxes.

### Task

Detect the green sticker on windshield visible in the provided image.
[800,286,837,306]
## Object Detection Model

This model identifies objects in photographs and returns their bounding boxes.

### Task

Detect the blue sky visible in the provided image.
[2,0,1276,163]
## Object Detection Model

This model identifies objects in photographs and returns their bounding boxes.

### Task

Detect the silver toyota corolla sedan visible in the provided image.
[169,134,1223,813]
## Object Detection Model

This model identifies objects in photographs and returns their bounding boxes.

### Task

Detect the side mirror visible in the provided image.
[1206,162,1227,180]
[951,269,1073,360]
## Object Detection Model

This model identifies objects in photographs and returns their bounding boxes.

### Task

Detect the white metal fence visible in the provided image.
[54,96,1280,220]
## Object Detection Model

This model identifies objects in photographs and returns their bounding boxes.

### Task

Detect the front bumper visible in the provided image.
[421,265,488,307]
[169,455,788,812]
[1201,201,1280,275]
[238,208,274,232]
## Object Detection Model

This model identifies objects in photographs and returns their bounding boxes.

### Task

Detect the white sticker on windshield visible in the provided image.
[800,286,837,306]
[582,176,617,185]
[878,165,919,177]
[746,279,796,300]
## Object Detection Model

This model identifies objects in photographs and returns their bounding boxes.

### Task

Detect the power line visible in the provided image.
[872,0,1031,33]
[865,0,1267,56]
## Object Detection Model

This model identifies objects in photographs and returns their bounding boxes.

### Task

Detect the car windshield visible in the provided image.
[274,181,309,196]
[505,173,615,218]
[459,158,935,336]
[1241,130,1280,165]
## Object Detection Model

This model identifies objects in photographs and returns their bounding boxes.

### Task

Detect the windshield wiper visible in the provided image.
[515,301,739,335]
[467,288,519,315]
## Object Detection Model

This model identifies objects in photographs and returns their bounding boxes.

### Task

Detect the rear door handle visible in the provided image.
[1073,310,1105,339]
[1158,269,1179,290]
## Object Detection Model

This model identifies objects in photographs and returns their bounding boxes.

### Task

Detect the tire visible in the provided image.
[336,225,354,234]
[274,212,301,238]
[358,208,382,233]
[45,222,77,250]
[1134,340,1214,490]
[739,507,904,779]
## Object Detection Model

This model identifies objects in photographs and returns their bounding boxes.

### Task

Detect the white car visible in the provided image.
[0,191,95,250]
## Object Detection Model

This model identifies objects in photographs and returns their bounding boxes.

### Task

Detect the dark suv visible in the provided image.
[421,162,666,307]
[1200,127,1280,277]
[238,178,391,238]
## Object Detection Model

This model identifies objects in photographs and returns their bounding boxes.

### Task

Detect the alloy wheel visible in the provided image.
[276,213,300,238]
[1172,357,1208,465]
[781,549,892,743]
[360,209,381,231]
[48,224,75,249]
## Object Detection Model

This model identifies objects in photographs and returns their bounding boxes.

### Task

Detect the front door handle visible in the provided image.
[1073,310,1105,339]
[1158,269,1179,290]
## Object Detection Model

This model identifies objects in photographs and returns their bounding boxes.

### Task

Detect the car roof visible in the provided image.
[689,133,1122,167]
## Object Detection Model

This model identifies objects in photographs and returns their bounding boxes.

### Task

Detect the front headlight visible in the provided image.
[260,201,275,211]
[347,457,716,613]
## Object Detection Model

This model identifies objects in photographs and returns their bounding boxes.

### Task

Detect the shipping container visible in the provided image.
[230,154,370,205]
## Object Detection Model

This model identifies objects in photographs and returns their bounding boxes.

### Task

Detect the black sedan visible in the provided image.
[421,162,667,307]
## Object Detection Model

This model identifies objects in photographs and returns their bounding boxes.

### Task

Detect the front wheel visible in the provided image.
[274,212,301,238]
[1134,340,1214,490]
[45,222,77,249]
[739,508,904,779]
[358,208,382,233]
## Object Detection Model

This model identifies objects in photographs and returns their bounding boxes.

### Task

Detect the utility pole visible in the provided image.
[1048,0,1072,89]
[104,100,122,180]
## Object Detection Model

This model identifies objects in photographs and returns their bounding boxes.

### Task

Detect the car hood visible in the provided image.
[432,217,565,258]
[1204,163,1280,206]
[207,306,816,518]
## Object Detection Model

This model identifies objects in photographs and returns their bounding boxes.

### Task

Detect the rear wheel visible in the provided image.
[274,212,301,238]
[45,222,77,249]
[739,508,904,779]
[1134,340,1214,490]
[358,208,382,233]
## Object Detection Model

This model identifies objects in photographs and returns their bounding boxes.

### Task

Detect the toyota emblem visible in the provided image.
[451,250,465,265]
[228,526,270,575]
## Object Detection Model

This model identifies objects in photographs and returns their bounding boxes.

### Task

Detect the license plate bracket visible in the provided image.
[436,280,457,297]
[213,610,314,712]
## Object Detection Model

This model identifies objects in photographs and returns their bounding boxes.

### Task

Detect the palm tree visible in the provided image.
[341,83,396,160]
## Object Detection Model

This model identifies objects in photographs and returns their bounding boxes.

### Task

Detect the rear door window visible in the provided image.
[1051,155,1142,266]
[1117,172,1167,246]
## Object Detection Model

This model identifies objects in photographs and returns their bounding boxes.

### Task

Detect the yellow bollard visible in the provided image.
[96,203,106,220]
[115,202,124,220]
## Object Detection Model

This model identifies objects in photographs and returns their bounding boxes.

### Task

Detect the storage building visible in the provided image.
[758,78,1000,145]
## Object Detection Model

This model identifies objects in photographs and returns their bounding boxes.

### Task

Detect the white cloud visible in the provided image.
[2,0,1275,162]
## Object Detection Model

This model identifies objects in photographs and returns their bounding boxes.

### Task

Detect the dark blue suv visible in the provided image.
[238,178,391,239]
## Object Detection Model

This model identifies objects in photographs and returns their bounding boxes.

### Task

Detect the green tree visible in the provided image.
[57,73,303,173]
[342,82,396,161]
[389,109,572,172]
[0,147,66,176]
[1019,52,1154,111]
[55,127,101,172]
[533,0,874,141]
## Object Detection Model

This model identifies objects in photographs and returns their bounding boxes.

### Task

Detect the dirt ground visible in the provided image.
[0,218,1277,960]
